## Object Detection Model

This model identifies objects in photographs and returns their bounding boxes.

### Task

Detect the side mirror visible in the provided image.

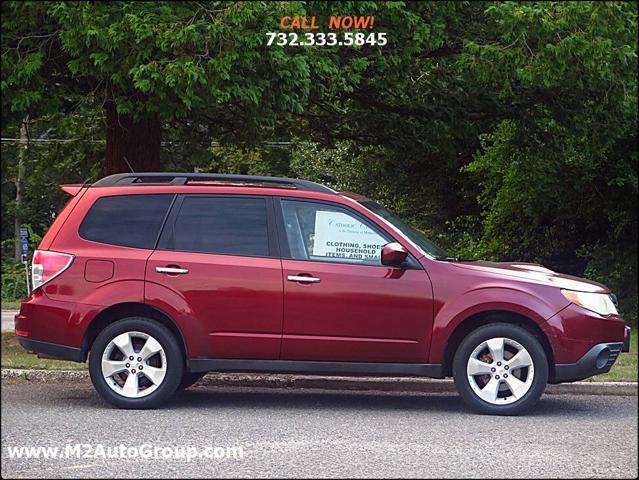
[381,242,408,267]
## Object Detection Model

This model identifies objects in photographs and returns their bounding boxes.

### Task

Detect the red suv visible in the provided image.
[16,173,630,414]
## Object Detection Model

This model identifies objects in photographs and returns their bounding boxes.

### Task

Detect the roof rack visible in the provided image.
[92,172,336,194]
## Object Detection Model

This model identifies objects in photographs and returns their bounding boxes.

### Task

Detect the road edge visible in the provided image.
[2,368,637,396]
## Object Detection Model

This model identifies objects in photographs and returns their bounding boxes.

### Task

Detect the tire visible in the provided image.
[178,372,203,390]
[453,323,548,415]
[89,317,184,409]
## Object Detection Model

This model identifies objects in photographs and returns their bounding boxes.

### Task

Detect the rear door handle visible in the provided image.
[287,275,321,283]
[156,266,189,275]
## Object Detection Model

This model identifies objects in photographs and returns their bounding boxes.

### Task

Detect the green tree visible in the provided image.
[1,104,103,260]
[2,1,637,319]
[461,2,638,317]
[287,2,638,318]
[2,1,316,173]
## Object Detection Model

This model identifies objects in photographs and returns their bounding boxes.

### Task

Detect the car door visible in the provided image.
[145,195,283,359]
[277,198,434,363]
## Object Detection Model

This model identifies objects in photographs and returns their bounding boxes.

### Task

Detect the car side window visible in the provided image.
[79,194,174,249]
[171,196,269,256]
[280,199,389,266]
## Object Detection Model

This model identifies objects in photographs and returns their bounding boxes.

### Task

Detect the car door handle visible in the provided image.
[156,266,189,275]
[287,275,321,283]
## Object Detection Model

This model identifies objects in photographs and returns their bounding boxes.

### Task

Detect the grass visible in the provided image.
[1,331,85,370]
[1,330,636,381]
[1,300,22,311]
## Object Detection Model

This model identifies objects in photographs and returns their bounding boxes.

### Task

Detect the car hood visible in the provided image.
[448,260,609,293]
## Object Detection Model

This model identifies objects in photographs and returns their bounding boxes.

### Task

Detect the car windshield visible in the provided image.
[360,200,448,260]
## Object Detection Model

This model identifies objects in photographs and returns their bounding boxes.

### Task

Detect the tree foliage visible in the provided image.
[1,1,637,319]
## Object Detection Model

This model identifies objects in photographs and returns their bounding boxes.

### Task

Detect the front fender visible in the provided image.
[428,286,565,364]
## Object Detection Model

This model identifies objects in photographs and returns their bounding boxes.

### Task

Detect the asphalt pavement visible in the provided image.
[1,381,637,478]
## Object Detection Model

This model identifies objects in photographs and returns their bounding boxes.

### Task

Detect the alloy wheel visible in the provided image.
[466,336,534,405]
[101,331,167,398]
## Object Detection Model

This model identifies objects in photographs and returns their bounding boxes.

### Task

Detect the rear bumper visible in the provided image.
[14,288,97,351]
[17,336,84,363]
[553,342,623,383]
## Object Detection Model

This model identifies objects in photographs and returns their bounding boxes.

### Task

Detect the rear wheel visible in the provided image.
[89,317,184,409]
[453,323,548,415]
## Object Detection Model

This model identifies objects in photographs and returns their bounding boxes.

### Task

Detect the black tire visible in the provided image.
[453,323,548,415]
[178,372,203,390]
[89,317,184,409]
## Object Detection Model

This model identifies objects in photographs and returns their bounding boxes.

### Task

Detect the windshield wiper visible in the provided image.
[438,256,475,262]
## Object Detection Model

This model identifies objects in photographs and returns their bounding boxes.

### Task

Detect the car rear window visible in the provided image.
[170,196,269,256]
[79,194,174,249]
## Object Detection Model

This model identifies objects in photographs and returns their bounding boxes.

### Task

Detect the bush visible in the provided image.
[1,262,29,302]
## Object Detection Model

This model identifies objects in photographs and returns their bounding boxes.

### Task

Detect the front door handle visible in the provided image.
[156,266,189,275]
[287,275,321,283]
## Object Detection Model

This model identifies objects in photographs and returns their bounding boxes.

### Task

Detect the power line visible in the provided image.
[0,137,292,147]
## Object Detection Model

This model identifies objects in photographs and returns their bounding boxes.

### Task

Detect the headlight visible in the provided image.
[561,290,619,316]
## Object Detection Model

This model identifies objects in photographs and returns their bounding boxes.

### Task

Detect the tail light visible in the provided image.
[31,250,74,290]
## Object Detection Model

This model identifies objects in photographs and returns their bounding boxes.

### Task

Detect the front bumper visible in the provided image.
[545,303,628,365]
[553,342,624,383]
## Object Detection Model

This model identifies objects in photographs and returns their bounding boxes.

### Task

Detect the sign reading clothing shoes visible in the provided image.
[312,210,386,263]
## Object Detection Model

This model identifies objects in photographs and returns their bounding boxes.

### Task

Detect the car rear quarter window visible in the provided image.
[79,194,174,249]
[169,196,269,256]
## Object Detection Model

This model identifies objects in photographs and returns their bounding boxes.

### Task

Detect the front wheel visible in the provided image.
[89,317,184,409]
[453,323,548,415]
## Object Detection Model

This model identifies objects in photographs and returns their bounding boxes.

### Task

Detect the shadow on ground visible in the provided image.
[24,381,604,417]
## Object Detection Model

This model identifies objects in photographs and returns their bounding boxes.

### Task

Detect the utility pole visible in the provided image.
[14,116,28,262]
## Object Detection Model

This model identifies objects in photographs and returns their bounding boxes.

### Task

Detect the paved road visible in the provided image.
[1,381,637,478]
[2,310,17,331]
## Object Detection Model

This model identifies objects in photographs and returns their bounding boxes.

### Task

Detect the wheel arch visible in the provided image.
[80,302,188,362]
[441,310,556,379]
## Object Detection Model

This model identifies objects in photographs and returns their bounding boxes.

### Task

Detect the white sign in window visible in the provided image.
[312,210,387,262]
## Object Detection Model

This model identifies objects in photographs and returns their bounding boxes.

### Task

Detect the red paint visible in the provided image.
[544,303,627,363]
[381,242,408,266]
[84,259,114,283]
[17,180,628,373]
[281,259,433,362]
[146,250,283,358]
[59,184,85,196]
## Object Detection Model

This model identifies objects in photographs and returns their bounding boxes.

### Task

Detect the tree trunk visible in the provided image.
[14,117,28,262]
[104,99,161,175]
